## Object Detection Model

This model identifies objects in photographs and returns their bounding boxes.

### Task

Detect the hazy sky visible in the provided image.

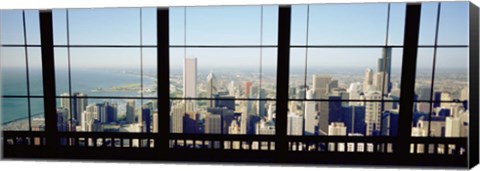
[0,2,470,70]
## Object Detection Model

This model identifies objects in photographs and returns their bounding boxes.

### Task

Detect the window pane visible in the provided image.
[68,8,141,45]
[433,48,468,101]
[142,48,157,98]
[387,3,406,45]
[1,47,27,95]
[2,98,29,131]
[69,48,141,97]
[418,2,439,46]
[170,48,184,98]
[289,48,307,99]
[54,48,70,96]
[307,3,388,45]
[30,98,45,131]
[174,5,276,45]
[52,9,68,45]
[290,5,308,46]
[170,99,275,135]
[414,48,434,101]
[28,47,44,96]
[0,10,24,44]
[437,2,469,45]
[141,8,157,45]
[24,10,41,45]
[56,97,155,133]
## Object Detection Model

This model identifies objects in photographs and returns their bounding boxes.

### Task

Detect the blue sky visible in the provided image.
[0,2,470,70]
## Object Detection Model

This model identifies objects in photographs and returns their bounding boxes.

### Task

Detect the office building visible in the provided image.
[184,57,197,98]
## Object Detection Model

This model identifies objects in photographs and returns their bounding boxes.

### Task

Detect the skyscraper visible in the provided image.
[445,116,461,137]
[373,72,388,95]
[312,75,331,97]
[363,68,374,93]
[365,91,382,136]
[381,47,392,93]
[72,92,88,126]
[288,113,303,135]
[60,93,70,119]
[304,89,316,135]
[184,57,197,98]
[258,88,267,117]
[126,100,136,124]
[171,102,185,133]
[57,108,69,132]
[206,71,217,108]
[205,113,222,134]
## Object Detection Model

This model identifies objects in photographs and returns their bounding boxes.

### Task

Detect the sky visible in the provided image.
[0,2,470,70]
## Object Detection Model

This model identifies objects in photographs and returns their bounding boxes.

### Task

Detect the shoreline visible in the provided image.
[2,112,44,125]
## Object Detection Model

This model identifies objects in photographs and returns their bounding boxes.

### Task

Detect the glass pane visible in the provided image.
[24,10,41,45]
[56,97,154,133]
[2,98,29,131]
[68,8,141,45]
[306,48,394,100]
[418,2,439,46]
[1,47,27,95]
[69,48,141,97]
[0,10,24,44]
[169,7,186,46]
[141,8,157,45]
[261,48,277,99]
[308,3,388,45]
[437,2,469,45]
[178,6,276,45]
[387,3,406,45]
[414,48,434,101]
[170,48,184,98]
[52,9,68,45]
[433,48,468,101]
[289,48,307,99]
[54,48,70,96]
[30,98,45,131]
[27,47,43,96]
[170,99,275,135]
[142,48,157,98]
[290,5,308,45]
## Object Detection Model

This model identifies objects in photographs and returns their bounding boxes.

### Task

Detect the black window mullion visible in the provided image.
[427,3,442,137]
[397,3,422,159]
[275,5,291,161]
[39,10,59,150]
[156,7,170,158]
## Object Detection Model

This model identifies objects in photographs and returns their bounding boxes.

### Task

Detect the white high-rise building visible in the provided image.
[312,75,331,97]
[228,120,241,134]
[267,103,275,121]
[81,111,94,132]
[184,57,197,98]
[304,89,316,135]
[170,102,185,133]
[288,113,303,136]
[373,72,388,95]
[347,82,363,106]
[445,116,461,137]
[365,91,382,136]
[363,68,374,93]
[60,93,70,118]
[328,122,347,136]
